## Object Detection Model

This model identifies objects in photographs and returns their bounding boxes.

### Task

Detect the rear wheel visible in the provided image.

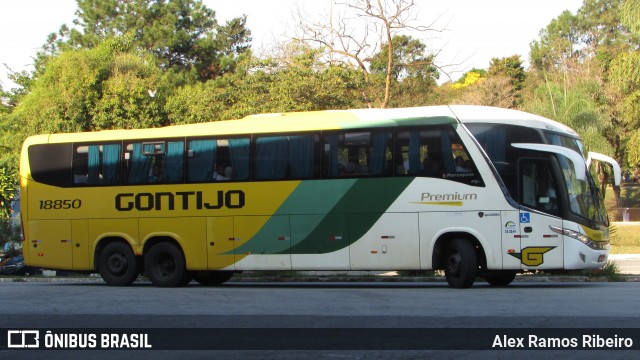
[484,271,517,286]
[144,242,191,287]
[98,242,140,286]
[193,271,234,286]
[444,238,478,289]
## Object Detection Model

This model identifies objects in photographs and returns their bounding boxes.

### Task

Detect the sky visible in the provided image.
[0,0,584,90]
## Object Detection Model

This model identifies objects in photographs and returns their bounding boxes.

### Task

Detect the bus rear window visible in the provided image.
[28,143,73,187]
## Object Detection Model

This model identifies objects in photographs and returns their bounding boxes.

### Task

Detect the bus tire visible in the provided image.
[144,242,191,287]
[193,271,234,286]
[484,271,516,286]
[444,238,477,288]
[98,242,140,286]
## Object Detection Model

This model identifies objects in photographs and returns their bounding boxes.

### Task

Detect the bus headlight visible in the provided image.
[549,226,608,250]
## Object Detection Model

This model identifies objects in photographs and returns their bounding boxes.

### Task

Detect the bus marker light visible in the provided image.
[598,255,606,262]
[38,253,43,257]
[507,249,515,254]
[371,250,378,254]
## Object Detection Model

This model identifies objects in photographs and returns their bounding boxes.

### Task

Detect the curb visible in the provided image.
[2,275,640,283]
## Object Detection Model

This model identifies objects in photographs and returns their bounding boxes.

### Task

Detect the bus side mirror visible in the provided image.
[586,152,621,187]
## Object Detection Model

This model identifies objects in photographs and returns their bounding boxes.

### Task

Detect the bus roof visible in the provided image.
[34,105,578,143]
[447,105,579,137]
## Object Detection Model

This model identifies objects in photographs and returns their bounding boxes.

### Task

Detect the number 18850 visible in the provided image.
[39,199,82,210]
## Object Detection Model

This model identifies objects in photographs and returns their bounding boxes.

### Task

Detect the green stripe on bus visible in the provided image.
[289,178,412,254]
[232,178,413,255]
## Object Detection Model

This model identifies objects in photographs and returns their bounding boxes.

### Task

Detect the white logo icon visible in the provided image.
[7,330,40,348]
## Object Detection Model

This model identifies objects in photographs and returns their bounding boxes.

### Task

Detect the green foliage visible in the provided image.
[488,55,526,93]
[522,76,613,156]
[0,167,17,219]
[529,10,580,71]
[91,52,167,129]
[621,0,640,35]
[165,45,367,123]
[627,131,640,169]
[50,0,251,84]
[369,35,438,82]
[14,39,167,135]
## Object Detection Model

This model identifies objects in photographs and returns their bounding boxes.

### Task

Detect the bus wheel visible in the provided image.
[144,242,191,287]
[193,271,234,286]
[484,271,516,286]
[444,238,477,289]
[98,242,140,286]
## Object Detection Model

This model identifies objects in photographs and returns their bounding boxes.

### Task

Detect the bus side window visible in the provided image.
[394,128,444,178]
[28,143,73,187]
[122,141,184,184]
[72,143,121,186]
[323,131,390,178]
[253,134,319,180]
[187,139,217,182]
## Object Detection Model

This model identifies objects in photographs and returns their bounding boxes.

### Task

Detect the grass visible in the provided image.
[610,223,640,254]
[604,182,640,253]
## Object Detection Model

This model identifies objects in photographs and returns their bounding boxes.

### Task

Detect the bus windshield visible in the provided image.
[466,123,608,226]
[547,133,608,226]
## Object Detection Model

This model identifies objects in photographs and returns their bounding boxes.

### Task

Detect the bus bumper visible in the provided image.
[563,237,609,270]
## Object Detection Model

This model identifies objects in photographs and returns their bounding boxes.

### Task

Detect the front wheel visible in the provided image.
[483,271,517,286]
[444,238,478,289]
[144,242,191,287]
[98,242,140,286]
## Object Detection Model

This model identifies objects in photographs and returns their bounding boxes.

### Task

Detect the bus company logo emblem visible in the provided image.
[478,212,498,218]
[7,330,40,348]
[509,246,556,266]
[504,221,516,234]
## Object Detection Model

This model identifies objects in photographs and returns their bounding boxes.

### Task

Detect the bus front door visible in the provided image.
[518,159,564,270]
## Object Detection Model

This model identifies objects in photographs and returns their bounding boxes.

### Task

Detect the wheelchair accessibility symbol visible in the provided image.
[520,212,531,223]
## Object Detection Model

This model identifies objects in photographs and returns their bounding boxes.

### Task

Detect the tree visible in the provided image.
[165,43,367,123]
[527,0,639,171]
[45,0,251,84]
[367,34,439,107]
[14,37,167,136]
[487,55,526,106]
[455,76,518,108]
[608,0,640,171]
[529,10,581,71]
[295,0,444,108]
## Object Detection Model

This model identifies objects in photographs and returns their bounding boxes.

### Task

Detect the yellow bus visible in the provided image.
[19,105,619,288]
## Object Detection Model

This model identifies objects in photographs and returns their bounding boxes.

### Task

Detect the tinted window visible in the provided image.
[395,125,483,186]
[186,137,251,182]
[323,130,392,177]
[520,160,560,216]
[28,143,73,187]
[253,134,319,180]
[73,143,122,185]
[123,140,184,184]
[467,123,543,194]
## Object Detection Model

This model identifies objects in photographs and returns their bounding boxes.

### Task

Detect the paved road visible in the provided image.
[1,281,639,359]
